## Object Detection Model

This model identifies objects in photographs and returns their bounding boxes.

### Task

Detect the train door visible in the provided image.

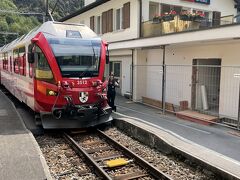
[109,61,121,94]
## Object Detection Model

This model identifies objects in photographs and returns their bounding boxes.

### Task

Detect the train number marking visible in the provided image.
[77,80,88,85]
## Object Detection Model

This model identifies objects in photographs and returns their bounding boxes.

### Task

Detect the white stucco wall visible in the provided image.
[65,0,139,43]
[139,42,240,119]
[134,50,147,100]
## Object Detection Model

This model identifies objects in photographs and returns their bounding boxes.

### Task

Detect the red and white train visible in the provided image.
[0,21,112,129]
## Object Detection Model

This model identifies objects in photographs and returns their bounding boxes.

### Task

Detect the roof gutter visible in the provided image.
[60,0,111,22]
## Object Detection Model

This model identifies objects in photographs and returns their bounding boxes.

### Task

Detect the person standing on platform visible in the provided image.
[107,72,119,112]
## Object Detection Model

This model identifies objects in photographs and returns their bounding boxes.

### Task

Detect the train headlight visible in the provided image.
[92,80,102,87]
[46,89,58,96]
[92,81,98,87]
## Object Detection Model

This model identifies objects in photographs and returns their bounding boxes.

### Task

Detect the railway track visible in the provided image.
[63,129,173,180]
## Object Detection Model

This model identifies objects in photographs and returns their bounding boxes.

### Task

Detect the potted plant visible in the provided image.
[162,10,176,22]
[180,11,191,21]
[193,12,205,21]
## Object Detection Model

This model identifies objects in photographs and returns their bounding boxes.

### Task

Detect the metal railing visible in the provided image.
[132,64,240,130]
[141,15,235,38]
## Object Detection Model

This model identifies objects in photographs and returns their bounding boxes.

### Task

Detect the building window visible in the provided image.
[149,2,159,20]
[96,16,101,34]
[161,4,182,14]
[116,8,122,30]
[90,16,95,31]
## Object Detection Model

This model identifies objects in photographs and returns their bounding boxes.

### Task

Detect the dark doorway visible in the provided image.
[191,59,221,115]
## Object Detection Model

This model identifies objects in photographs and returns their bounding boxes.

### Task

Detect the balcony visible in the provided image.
[141,15,235,38]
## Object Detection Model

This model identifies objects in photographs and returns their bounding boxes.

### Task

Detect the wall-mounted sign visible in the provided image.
[182,0,210,5]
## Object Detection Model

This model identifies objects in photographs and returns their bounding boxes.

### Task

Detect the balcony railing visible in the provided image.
[141,15,235,38]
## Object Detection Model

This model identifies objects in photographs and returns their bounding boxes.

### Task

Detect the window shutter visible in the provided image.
[102,11,107,34]
[123,2,130,29]
[108,9,113,32]
[90,16,95,31]
[212,11,221,26]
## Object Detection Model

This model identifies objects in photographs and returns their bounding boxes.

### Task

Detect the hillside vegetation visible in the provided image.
[0,0,84,46]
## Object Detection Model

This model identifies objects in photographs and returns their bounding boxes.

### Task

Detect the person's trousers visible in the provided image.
[107,91,116,110]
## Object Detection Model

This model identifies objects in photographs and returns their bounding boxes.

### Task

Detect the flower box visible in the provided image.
[162,15,174,22]
[179,14,190,21]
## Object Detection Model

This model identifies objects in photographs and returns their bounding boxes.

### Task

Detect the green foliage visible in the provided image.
[0,0,85,46]
[0,0,40,46]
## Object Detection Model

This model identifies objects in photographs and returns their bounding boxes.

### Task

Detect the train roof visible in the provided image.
[0,21,99,52]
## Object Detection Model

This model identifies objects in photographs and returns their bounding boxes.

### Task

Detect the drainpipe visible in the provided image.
[162,45,166,114]
[131,49,134,101]
[139,0,142,38]
[238,82,240,130]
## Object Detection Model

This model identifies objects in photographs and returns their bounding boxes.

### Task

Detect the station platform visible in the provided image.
[113,95,240,178]
[0,91,51,180]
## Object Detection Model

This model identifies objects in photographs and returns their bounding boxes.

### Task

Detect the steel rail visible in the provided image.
[62,132,112,180]
[97,129,173,180]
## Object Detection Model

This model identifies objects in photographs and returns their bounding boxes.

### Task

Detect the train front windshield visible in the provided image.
[48,38,101,78]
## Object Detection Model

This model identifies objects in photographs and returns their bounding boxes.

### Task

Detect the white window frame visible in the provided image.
[115,7,123,31]
[95,15,101,35]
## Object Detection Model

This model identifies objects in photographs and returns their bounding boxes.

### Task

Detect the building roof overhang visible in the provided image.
[60,0,111,22]
[109,24,240,50]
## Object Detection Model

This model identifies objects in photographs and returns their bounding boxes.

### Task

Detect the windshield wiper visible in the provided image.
[91,40,96,60]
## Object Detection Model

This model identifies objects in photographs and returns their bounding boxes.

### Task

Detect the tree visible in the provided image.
[0,0,40,46]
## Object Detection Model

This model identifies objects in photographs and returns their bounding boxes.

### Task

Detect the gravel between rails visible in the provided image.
[73,133,155,179]
[104,127,216,180]
[36,134,100,180]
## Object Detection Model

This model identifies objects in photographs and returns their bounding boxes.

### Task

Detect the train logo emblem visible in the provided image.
[79,92,89,103]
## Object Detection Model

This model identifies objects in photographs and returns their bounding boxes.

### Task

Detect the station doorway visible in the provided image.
[109,61,122,94]
[191,59,221,115]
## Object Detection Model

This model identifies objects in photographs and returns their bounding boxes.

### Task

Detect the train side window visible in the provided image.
[13,49,19,74]
[0,53,3,69]
[35,46,54,83]
[19,47,26,76]
[28,44,34,78]
[3,53,8,71]
[10,56,12,72]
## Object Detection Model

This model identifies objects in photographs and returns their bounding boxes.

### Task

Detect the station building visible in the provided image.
[62,0,240,126]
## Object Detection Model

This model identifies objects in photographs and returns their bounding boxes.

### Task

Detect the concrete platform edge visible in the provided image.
[113,117,240,180]
[28,132,53,180]
[6,92,52,180]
